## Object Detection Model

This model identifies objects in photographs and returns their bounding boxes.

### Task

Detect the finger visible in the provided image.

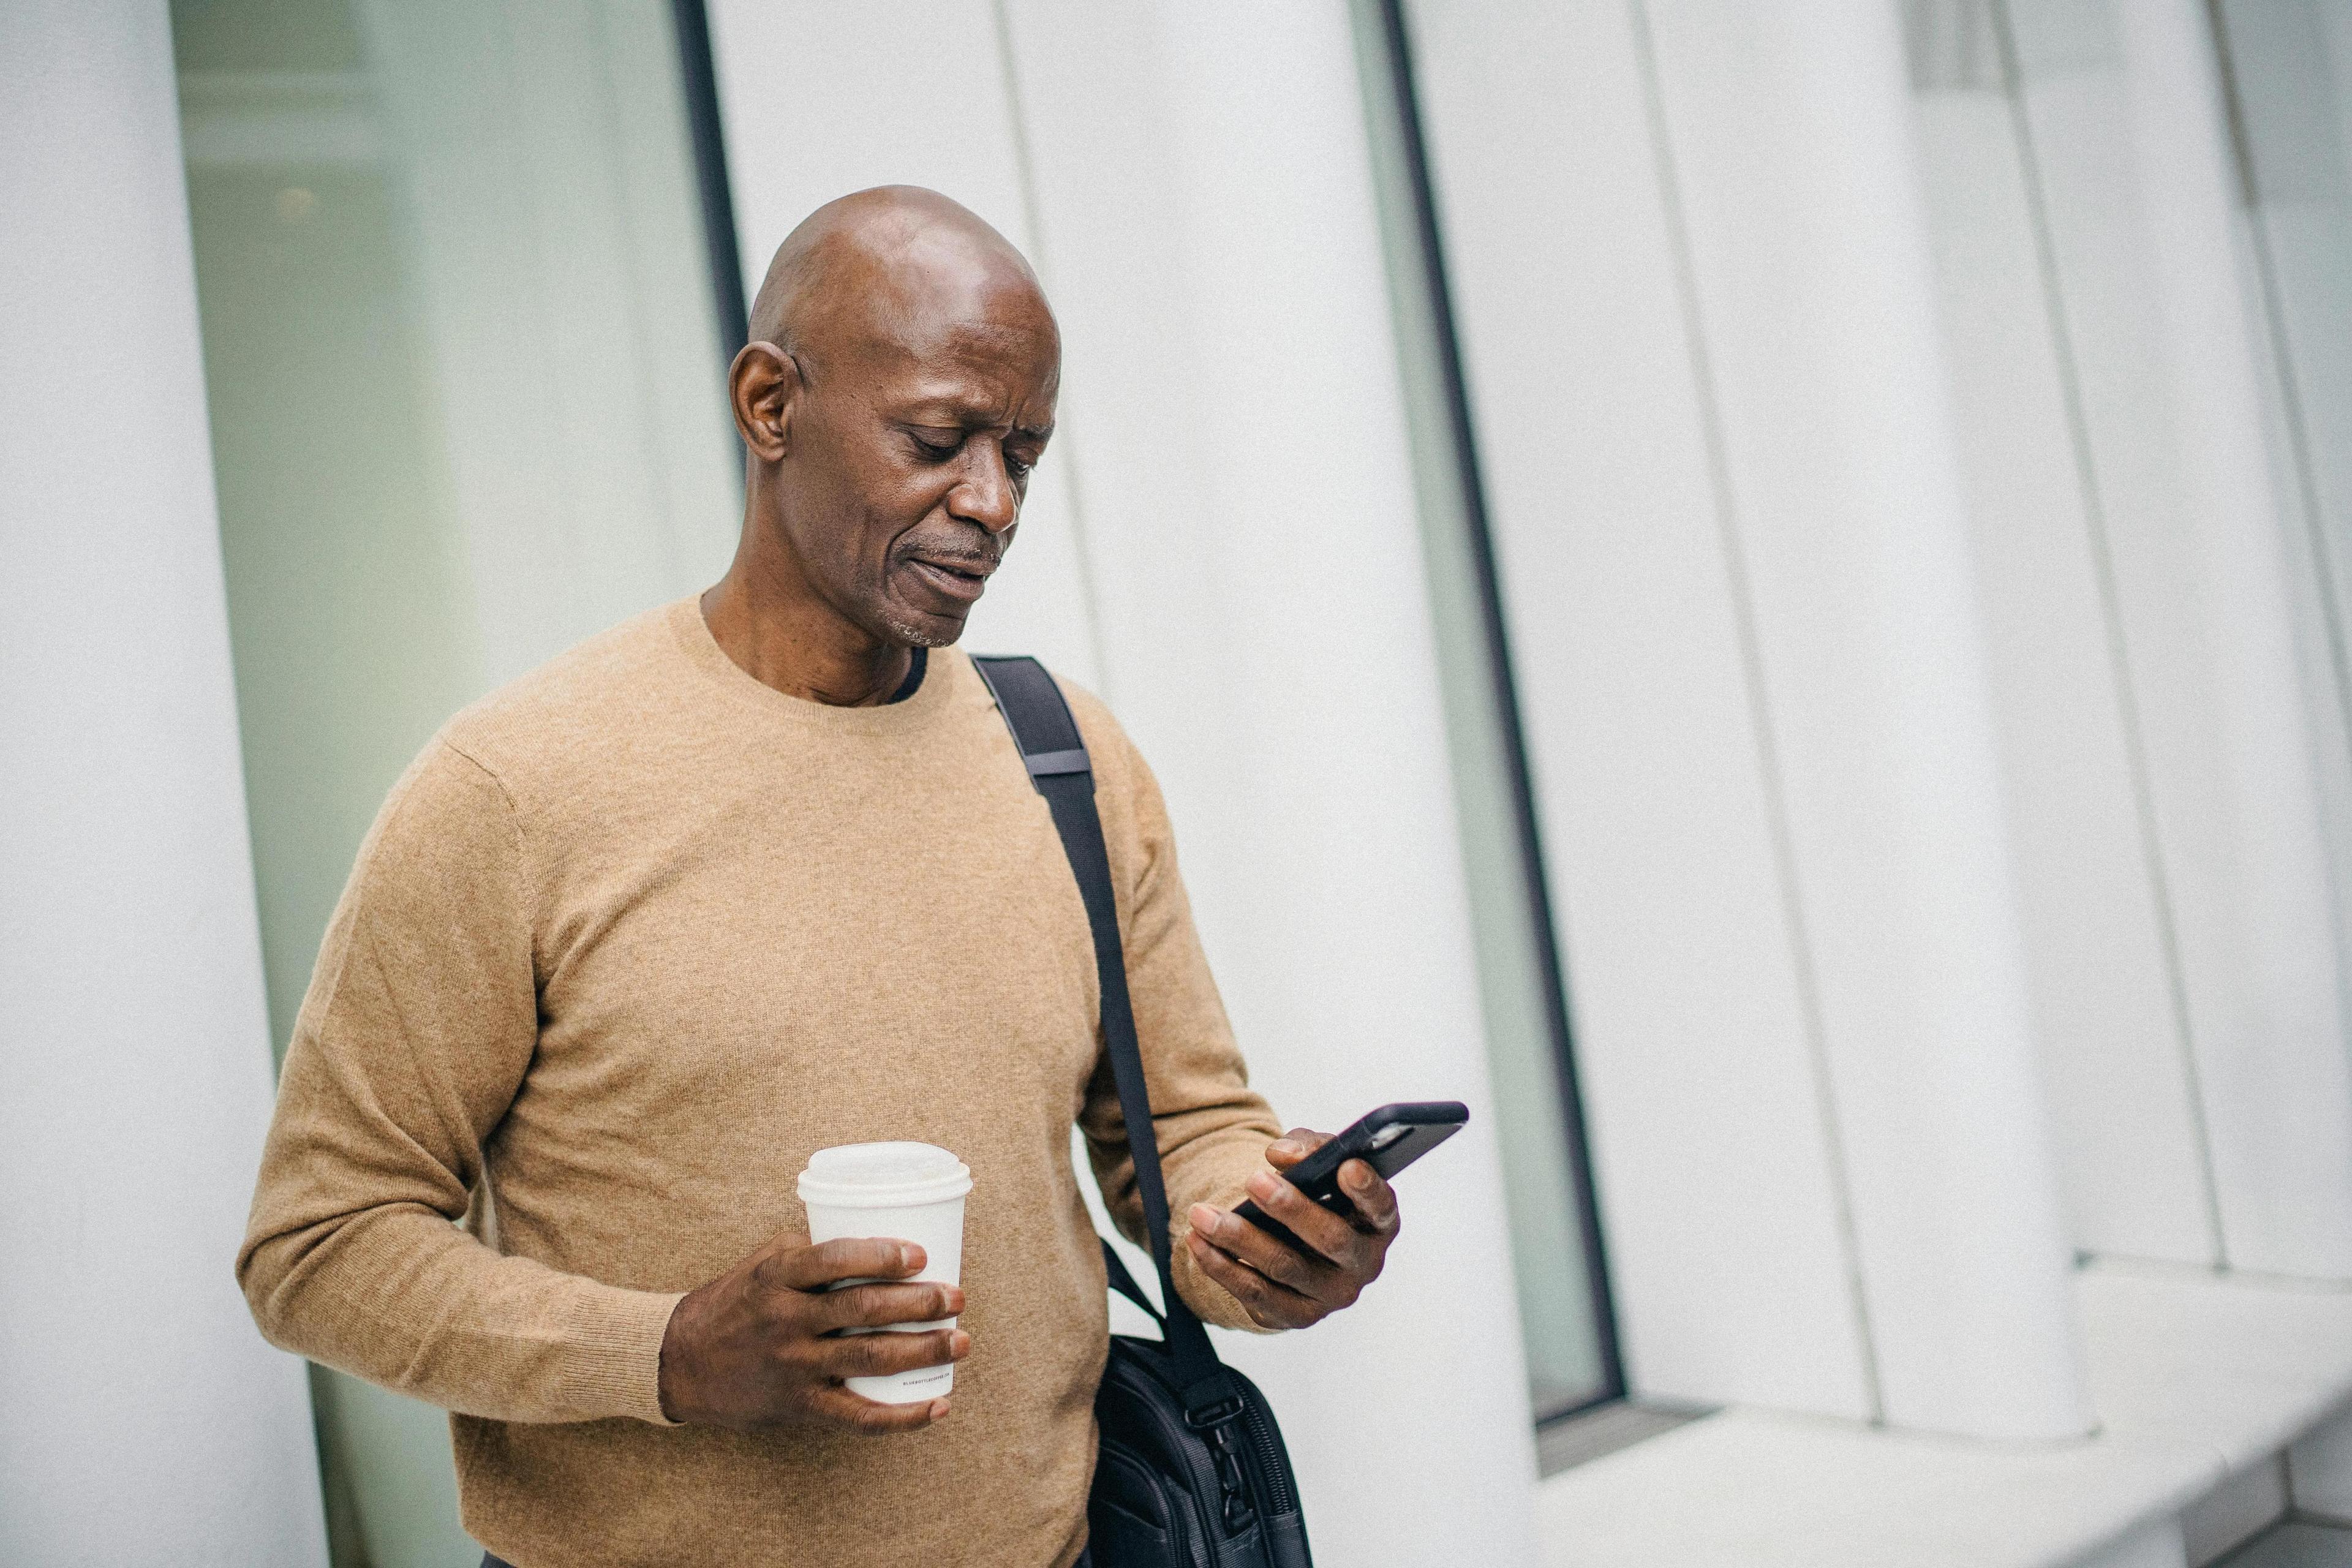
[1188,1229,1321,1329]
[1336,1158,1400,1234]
[816,1281,965,1333]
[1262,1128,1331,1172]
[770,1237,925,1292]
[1191,1202,1337,1297]
[818,1327,968,1382]
[1235,1170,1360,1270]
[805,1387,950,1435]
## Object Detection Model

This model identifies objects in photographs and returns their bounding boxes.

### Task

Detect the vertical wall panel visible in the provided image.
[1417,0,2094,1438]
[1641,0,2087,1439]
[0,2,330,1561]
[1406,0,1877,1420]
[1907,10,2218,1266]
[2114,0,2352,1279]
[2013,0,2352,1278]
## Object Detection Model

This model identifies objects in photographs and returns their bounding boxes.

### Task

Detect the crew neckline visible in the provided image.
[666,595,958,734]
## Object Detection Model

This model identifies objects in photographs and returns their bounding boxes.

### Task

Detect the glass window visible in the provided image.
[1348,0,1623,1424]
[2215,0,2352,720]
[170,1,739,1561]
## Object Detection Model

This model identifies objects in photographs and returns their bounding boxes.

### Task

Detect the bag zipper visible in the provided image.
[1239,1396,1298,1517]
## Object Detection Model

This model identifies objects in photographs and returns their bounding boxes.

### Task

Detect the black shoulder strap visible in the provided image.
[971,655,1234,1414]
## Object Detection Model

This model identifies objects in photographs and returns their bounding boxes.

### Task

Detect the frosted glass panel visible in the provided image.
[2218,0,2352,709]
[171,0,738,1561]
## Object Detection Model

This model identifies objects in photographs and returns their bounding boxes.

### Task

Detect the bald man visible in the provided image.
[238,187,1400,1568]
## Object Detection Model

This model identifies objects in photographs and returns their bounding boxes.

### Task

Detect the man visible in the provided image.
[239,186,1402,1568]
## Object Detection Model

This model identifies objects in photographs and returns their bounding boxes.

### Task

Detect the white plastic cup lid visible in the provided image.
[797,1141,973,1208]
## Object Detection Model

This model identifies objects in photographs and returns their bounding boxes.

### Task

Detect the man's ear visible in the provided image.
[729,342,801,462]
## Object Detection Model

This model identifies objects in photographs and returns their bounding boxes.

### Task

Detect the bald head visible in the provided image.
[746,186,1052,375]
[715,186,1061,665]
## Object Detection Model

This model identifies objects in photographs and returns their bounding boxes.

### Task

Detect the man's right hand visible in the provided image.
[656,1232,968,1433]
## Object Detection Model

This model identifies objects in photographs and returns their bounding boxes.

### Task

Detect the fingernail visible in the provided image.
[1268,1139,1302,1158]
[930,1399,950,1421]
[950,1330,971,1357]
[1246,1172,1279,1200]
[897,1244,916,1270]
[945,1288,965,1314]
[1344,1164,1371,1191]
[1189,1203,1221,1235]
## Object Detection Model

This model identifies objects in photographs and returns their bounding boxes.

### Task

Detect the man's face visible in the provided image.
[769,273,1059,649]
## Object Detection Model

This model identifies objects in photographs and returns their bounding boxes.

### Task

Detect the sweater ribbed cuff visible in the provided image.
[561,1284,687,1425]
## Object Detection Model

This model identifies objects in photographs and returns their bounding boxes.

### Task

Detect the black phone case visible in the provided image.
[1226,1101,1467,1255]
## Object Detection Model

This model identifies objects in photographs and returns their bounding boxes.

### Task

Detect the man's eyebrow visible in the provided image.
[894,397,1053,441]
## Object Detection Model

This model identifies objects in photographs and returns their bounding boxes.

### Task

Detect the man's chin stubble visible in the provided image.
[881,610,964,649]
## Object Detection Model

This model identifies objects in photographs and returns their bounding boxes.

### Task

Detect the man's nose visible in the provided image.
[947,448,1019,535]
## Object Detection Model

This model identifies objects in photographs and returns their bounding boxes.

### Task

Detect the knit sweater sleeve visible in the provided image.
[236,739,682,1424]
[1068,698,1287,1333]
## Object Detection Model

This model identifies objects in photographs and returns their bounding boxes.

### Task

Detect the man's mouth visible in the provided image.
[904,556,992,605]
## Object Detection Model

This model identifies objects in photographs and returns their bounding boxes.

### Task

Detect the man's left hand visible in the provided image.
[1186,1128,1400,1330]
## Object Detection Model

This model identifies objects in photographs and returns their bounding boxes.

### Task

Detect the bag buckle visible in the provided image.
[1189,1401,1259,1533]
[1183,1394,1246,1431]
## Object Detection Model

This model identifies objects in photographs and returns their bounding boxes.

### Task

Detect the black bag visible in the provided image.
[974,655,1312,1568]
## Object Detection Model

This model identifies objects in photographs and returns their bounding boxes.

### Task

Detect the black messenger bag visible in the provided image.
[974,655,1311,1568]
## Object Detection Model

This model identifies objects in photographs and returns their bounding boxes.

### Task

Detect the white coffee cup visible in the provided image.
[796,1141,973,1404]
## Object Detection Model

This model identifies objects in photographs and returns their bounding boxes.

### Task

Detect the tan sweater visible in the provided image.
[238,598,1283,1568]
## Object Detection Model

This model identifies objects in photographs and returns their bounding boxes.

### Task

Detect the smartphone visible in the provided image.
[1227,1101,1468,1254]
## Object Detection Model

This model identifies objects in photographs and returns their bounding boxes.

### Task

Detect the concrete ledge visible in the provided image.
[1536,1262,2352,1567]
[2086,1262,2352,1473]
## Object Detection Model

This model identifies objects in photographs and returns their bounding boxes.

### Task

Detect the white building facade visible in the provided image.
[6,2,2352,1566]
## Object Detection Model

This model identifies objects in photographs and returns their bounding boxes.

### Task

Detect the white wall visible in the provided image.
[2111,0,2352,1280]
[1640,0,2086,1440]
[1409,0,2089,1441]
[1999,0,2352,1280]
[708,2,1544,1560]
[1405,0,1880,1423]
[1902,0,2352,1284]
[0,2,329,1562]
[1910,4,2223,1270]
[1414,0,2352,1447]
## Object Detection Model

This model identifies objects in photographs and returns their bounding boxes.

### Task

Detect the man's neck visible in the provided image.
[699,567,914,708]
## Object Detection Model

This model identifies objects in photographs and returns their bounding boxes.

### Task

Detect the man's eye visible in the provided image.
[1005,451,1034,480]
[910,431,961,459]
